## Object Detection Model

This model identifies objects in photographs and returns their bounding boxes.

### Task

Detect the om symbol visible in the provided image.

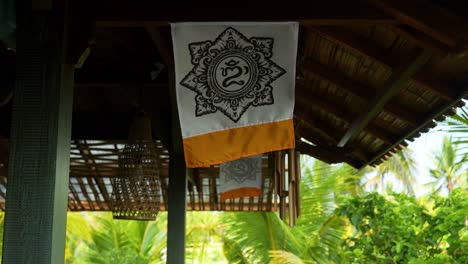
[220,59,250,88]
[209,52,257,97]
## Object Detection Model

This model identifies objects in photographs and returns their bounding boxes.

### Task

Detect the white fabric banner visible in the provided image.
[219,155,263,200]
[171,22,298,167]
[171,22,298,138]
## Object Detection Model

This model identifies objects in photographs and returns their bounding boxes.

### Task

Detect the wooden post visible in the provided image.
[146,26,187,263]
[2,1,73,263]
[166,59,187,264]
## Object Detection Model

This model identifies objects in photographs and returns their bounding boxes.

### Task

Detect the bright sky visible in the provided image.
[407,128,446,196]
[366,101,467,197]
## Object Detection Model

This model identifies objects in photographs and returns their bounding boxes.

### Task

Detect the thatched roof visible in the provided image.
[0,0,467,211]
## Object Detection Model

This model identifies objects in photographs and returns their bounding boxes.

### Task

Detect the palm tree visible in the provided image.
[362,148,417,195]
[443,105,468,156]
[427,136,467,194]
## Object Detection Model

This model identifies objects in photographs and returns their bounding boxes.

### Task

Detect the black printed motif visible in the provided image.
[180,27,286,122]
[221,155,262,184]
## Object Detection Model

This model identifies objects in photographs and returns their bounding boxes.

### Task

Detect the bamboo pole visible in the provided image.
[272,152,278,212]
[288,149,296,226]
[295,150,302,218]
[279,151,286,221]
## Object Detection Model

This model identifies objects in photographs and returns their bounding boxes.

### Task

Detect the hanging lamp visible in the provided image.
[110,111,162,220]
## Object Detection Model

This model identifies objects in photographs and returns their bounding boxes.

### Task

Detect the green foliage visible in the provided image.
[2,131,465,263]
[65,213,167,264]
[186,212,227,263]
[337,190,468,263]
[64,212,227,264]
[222,159,362,264]
[222,212,304,263]
[443,105,468,156]
[427,136,467,194]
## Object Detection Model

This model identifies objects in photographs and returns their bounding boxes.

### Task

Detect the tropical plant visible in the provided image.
[336,189,467,263]
[443,105,468,156]
[427,136,467,194]
[65,213,92,263]
[222,212,304,264]
[186,212,227,263]
[222,158,363,264]
[66,213,167,264]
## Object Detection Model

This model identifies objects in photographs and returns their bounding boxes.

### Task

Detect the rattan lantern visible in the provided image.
[111,112,162,220]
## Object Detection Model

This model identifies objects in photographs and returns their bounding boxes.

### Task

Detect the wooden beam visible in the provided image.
[294,114,339,145]
[314,26,459,100]
[4,90,407,143]
[97,19,399,28]
[296,141,363,168]
[299,59,420,126]
[366,89,467,168]
[72,112,131,139]
[74,82,168,89]
[294,103,373,163]
[388,25,453,56]
[2,111,170,140]
[81,0,398,26]
[337,49,432,147]
[367,0,468,47]
[76,143,108,210]
[295,88,397,145]
[146,27,173,66]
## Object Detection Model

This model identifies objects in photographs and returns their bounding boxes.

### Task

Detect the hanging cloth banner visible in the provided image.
[171,22,298,167]
[219,155,263,202]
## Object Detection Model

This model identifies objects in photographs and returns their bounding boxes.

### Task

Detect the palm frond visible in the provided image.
[441,105,468,155]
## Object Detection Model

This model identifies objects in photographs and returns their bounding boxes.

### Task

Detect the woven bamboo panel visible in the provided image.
[0,139,280,212]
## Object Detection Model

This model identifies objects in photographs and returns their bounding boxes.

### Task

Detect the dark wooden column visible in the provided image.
[147,27,188,264]
[2,1,73,263]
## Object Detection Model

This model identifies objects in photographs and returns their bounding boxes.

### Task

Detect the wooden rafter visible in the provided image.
[298,59,419,126]
[314,26,458,100]
[295,87,397,145]
[366,90,467,167]
[387,25,452,56]
[68,180,85,210]
[294,106,372,163]
[297,141,363,168]
[337,48,432,147]
[367,0,468,47]
[146,27,173,66]
[76,142,111,209]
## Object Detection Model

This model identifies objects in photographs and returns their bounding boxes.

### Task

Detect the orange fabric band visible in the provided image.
[220,187,262,202]
[183,119,295,168]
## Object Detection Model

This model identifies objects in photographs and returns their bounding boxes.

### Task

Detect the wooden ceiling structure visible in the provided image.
[1,0,468,212]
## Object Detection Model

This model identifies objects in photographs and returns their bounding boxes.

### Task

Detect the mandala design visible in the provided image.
[221,156,262,184]
[180,27,286,122]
